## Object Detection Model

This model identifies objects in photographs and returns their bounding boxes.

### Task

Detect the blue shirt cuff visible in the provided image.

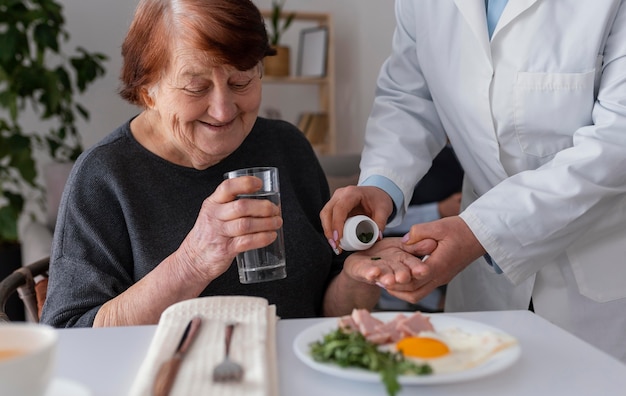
[361,175,404,223]
[484,253,503,274]
[383,202,439,236]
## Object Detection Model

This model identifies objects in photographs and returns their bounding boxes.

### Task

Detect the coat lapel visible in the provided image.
[453,0,491,58]
[493,0,540,39]
[454,0,542,44]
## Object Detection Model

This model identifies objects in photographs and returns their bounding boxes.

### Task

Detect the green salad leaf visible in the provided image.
[309,328,432,396]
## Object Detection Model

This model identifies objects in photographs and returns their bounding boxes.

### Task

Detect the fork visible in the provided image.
[212,323,244,382]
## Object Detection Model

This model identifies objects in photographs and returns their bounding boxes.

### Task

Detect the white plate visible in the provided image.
[293,312,521,385]
[45,378,93,396]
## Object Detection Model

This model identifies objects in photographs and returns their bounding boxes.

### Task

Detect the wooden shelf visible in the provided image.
[262,76,329,84]
[261,10,336,154]
[263,10,331,24]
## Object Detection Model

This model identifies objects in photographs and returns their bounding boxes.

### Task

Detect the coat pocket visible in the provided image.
[566,224,626,303]
[514,70,595,158]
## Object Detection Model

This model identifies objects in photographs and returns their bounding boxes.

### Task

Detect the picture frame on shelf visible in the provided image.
[296,26,328,78]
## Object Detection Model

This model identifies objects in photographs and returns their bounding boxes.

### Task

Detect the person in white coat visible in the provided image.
[320,0,626,363]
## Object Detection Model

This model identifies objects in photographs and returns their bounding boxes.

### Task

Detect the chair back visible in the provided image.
[0,257,50,323]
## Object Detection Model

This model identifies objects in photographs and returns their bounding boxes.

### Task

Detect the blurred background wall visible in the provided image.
[49,0,397,154]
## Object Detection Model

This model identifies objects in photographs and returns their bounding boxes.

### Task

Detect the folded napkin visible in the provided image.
[129,296,278,396]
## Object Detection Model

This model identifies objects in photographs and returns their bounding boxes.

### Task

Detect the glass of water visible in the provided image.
[224,167,287,283]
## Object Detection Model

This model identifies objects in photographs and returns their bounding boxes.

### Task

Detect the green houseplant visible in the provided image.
[263,0,296,77]
[268,0,295,47]
[0,0,107,250]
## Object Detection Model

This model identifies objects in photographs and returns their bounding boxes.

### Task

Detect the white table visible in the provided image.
[53,310,626,396]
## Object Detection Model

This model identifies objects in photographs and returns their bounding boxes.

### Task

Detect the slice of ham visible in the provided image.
[351,308,384,337]
[338,314,358,332]
[340,309,435,345]
[370,314,407,344]
[398,311,435,336]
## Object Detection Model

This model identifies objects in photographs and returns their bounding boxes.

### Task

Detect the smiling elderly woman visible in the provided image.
[40,0,433,328]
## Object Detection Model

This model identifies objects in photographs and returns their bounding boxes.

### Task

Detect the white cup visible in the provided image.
[0,323,58,396]
[224,167,287,283]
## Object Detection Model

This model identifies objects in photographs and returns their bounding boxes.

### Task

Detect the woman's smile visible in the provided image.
[198,118,235,129]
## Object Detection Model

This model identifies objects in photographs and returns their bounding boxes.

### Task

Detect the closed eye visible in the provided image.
[229,78,254,92]
[183,87,209,96]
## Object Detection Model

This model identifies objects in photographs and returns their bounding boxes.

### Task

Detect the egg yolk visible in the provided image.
[396,336,450,358]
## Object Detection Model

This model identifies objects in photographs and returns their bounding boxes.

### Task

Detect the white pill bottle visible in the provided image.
[339,215,379,251]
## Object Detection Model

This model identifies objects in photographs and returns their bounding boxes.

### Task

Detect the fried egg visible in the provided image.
[394,328,517,374]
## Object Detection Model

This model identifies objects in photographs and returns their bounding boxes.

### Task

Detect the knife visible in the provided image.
[153,316,203,396]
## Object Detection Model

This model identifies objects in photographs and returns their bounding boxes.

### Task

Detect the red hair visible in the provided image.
[119,0,274,106]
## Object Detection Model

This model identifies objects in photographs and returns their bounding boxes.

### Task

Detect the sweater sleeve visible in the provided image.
[41,135,136,327]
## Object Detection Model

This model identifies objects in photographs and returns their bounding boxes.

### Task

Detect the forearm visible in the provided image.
[93,252,210,326]
[322,270,380,317]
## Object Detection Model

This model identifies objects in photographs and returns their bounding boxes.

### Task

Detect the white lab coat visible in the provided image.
[360,0,626,362]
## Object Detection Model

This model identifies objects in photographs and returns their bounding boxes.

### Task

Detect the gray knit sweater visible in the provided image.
[41,117,343,327]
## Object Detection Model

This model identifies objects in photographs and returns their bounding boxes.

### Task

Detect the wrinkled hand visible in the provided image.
[320,185,393,252]
[386,216,486,304]
[341,237,437,286]
[177,175,283,281]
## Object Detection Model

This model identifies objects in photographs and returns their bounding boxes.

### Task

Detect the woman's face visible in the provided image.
[148,46,262,169]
